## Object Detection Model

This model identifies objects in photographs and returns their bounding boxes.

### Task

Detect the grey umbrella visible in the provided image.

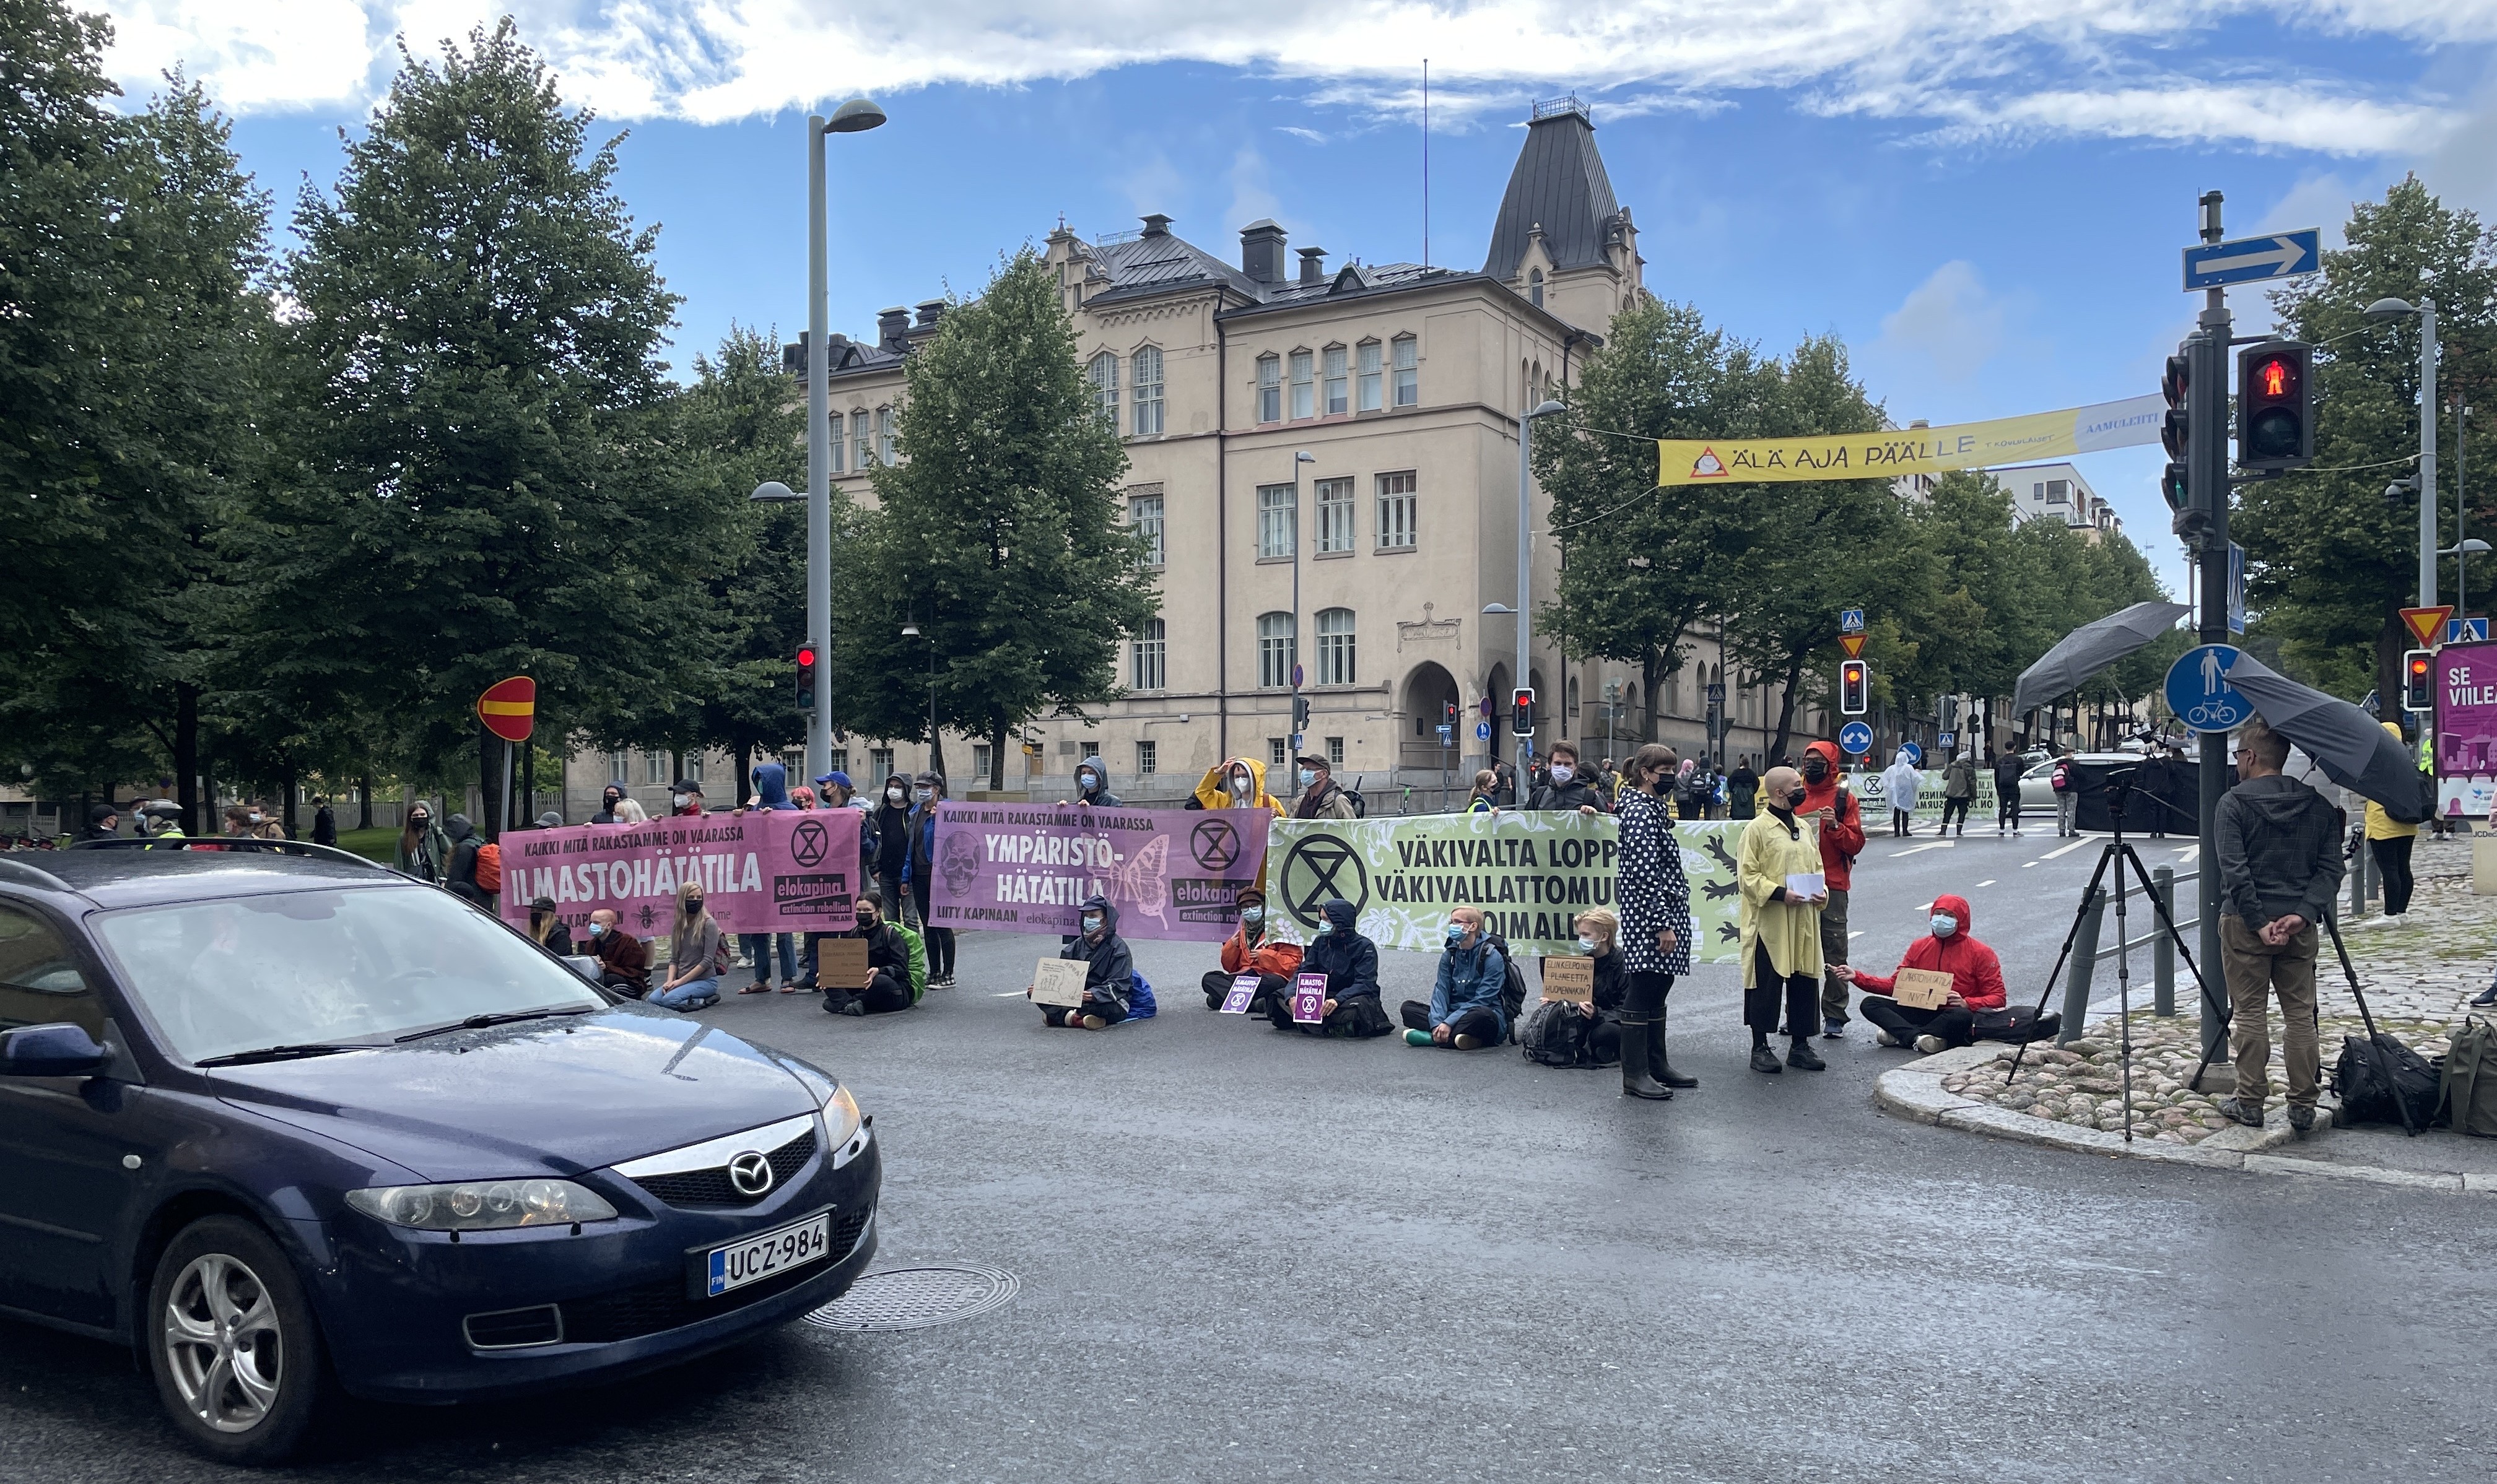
[2011,601,2192,716]
[2221,653,2432,821]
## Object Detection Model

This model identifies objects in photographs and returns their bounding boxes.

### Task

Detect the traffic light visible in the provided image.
[2161,348,2200,537]
[2404,649,2433,712]
[1512,687,1535,737]
[1444,698,1458,727]
[2237,341,2314,472]
[1292,693,1311,732]
[794,644,818,712]
[1838,659,1868,716]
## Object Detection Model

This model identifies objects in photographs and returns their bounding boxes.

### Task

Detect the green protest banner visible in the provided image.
[1268,812,1745,962]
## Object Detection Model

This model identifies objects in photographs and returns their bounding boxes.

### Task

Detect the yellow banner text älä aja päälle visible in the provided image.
[1656,394,2161,487]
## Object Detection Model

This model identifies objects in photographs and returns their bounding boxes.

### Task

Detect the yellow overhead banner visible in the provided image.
[1655,394,2161,487]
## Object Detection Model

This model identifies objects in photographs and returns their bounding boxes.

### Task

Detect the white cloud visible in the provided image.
[1876,261,2007,382]
[1275,125,1326,143]
[92,0,2495,171]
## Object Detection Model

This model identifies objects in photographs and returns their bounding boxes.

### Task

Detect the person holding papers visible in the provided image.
[1034,893,1135,1030]
[1738,765,1829,1075]
[1202,887,1302,1011]
[1833,892,2006,1052]
[1266,897,1392,1037]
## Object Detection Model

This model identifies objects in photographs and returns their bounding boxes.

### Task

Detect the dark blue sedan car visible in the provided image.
[0,843,879,1464]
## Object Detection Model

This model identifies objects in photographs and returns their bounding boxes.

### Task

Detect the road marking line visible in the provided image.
[993,991,1029,997]
[2041,838,2093,859]
[2174,844,2199,856]
[1974,879,1996,888]
[1848,930,1865,939]
[2021,861,2038,869]
[1891,841,1955,856]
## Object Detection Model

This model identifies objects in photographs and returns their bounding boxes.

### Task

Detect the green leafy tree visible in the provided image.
[2238,176,2497,701]
[830,250,1160,789]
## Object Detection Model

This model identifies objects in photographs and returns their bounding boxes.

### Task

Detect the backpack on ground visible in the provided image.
[1481,932,1530,1043]
[1127,969,1157,1020]
[894,922,928,1001]
[2438,1016,2497,1137]
[2334,1031,2443,1130]
[1516,999,1613,1067]
[474,841,502,893]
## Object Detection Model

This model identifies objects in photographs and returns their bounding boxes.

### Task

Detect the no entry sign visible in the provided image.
[477,676,536,742]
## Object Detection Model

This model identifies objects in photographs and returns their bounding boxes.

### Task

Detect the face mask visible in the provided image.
[859,915,878,931]
[409,815,429,829]
[1785,788,1808,809]
[590,922,608,937]
[248,813,263,824]
[1931,914,1958,938]
[1297,768,1315,789]
[1229,775,1251,795]
[1081,914,1103,934]
[887,787,905,803]
[685,896,704,913]
[1079,773,1097,793]
[1803,760,1827,783]
[914,788,932,804]
[1577,936,1597,955]
[671,793,691,808]
[1241,907,1263,926]
[1445,922,1468,948]
[1550,764,1574,783]
[1315,918,1333,935]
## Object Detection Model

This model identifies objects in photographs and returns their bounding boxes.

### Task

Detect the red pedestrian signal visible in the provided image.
[1512,687,1535,738]
[795,644,819,712]
[2236,341,2314,472]
[1839,660,1868,716]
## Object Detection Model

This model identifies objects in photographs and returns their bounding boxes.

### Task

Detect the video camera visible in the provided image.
[2064,757,2198,834]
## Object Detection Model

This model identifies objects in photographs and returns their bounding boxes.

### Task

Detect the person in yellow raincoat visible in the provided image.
[1189,757,1288,817]
[1738,764,1829,1075]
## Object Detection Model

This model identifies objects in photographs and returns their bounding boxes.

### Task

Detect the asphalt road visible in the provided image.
[6,817,2488,1484]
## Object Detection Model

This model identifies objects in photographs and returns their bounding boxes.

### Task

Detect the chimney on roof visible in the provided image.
[876,307,910,350]
[783,330,851,378]
[914,299,946,330]
[1297,247,1327,285]
[1240,219,1286,285]
[1141,214,1172,238]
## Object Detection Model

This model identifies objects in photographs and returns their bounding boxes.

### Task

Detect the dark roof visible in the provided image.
[4,846,411,909]
[1078,228,1266,306]
[1225,260,1473,317]
[1481,100,1622,282]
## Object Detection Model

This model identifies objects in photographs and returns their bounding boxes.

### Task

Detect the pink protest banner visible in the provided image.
[498,810,861,939]
[926,802,1268,943]
[2434,640,2497,776]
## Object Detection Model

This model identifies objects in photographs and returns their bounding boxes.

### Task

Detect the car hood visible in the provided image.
[208,1007,819,1183]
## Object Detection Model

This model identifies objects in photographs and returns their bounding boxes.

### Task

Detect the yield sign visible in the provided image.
[477,675,537,742]
[1838,633,1867,659]
[2400,605,2452,647]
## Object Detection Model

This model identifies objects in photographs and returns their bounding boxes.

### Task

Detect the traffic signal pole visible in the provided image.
[2192,190,2233,1072]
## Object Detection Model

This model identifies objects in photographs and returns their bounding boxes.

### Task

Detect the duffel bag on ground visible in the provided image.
[2438,1017,2497,1138]
[2334,1032,2443,1130]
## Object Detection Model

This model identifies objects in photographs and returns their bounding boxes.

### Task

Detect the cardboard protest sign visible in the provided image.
[1541,955,1595,1004]
[1290,971,1328,1024]
[1219,973,1260,1015]
[1893,967,1957,1010]
[1032,958,1088,1007]
[816,938,869,991]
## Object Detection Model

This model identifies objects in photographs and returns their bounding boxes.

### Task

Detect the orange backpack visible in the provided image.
[474,841,503,893]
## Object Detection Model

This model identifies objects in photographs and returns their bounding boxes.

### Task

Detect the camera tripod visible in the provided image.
[2003,783,2218,1145]
[2182,908,2418,1137]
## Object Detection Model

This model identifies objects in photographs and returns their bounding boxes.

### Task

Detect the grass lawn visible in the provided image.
[334,826,399,863]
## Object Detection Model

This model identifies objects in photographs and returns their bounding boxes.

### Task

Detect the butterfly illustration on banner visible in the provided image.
[1105,834,1171,928]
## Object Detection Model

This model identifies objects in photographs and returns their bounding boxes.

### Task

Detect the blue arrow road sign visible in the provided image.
[2166,644,2252,733]
[1838,721,1872,755]
[2450,618,2490,644]
[1901,741,1924,767]
[2183,230,2321,291]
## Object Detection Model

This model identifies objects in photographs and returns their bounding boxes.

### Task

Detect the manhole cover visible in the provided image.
[803,1264,1019,1332]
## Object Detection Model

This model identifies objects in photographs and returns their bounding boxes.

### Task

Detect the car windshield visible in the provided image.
[92,886,605,1065]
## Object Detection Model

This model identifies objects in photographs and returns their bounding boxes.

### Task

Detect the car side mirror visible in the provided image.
[0,1022,110,1077]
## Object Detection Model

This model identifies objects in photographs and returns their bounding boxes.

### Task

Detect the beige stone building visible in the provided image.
[570,97,1823,814]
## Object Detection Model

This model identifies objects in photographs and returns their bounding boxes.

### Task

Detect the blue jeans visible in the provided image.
[739,933,797,984]
[652,976,718,1009]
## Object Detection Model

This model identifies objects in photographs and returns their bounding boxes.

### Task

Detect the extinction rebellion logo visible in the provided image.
[1279,833,1367,927]
[1188,817,1241,870]
[790,819,829,867]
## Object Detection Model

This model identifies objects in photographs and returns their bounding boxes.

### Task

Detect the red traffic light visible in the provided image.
[2236,341,2313,472]
[2256,357,2291,398]
[796,646,817,667]
[1838,659,1868,716]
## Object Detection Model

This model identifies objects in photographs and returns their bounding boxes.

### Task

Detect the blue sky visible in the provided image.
[109,3,2497,597]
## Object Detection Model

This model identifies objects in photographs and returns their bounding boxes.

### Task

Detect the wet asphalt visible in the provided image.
[4,819,2489,1483]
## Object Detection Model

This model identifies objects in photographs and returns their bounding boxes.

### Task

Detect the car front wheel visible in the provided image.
[146,1215,330,1464]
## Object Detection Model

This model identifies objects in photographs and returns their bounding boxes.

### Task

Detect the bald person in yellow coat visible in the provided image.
[1739,765,1830,1075]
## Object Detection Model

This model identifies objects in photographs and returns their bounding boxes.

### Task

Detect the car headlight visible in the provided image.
[824,1084,863,1148]
[347,1179,619,1231]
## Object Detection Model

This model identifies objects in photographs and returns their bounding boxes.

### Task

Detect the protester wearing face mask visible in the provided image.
[394,802,451,884]
[1268,896,1392,1036]
[653,882,723,1010]
[1403,907,1507,1049]
[587,908,649,996]
[823,893,920,1016]
[1031,893,1135,1030]
[592,783,629,825]
[669,779,705,817]
[733,760,801,993]
[1203,887,1302,1011]
[1061,755,1124,809]
[1797,739,1867,1038]
[1835,893,2016,1052]
[1521,908,1629,1070]
[871,775,914,930]
[905,773,956,984]
[1292,754,1358,820]
[1738,765,1829,1074]
[1613,742,1695,1097]
[1527,741,1608,814]
[1188,757,1286,816]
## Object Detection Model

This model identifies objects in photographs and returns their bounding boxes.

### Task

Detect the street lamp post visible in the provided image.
[900,617,935,775]
[2366,297,2439,609]
[1290,450,1315,757]
[804,98,886,783]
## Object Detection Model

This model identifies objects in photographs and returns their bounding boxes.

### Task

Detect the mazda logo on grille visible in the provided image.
[727,1151,775,1197]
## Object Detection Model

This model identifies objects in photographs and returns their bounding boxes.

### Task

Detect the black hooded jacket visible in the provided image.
[1059,893,1134,1012]
[1298,899,1380,1000]
[443,815,489,903]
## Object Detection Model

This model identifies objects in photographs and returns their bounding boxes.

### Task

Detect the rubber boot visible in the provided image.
[1650,1009,1697,1088]
[1619,1015,1673,1100]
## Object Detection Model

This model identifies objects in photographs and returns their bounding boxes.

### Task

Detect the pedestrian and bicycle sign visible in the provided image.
[2182,230,2320,291]
[1838,721,1872,756]
[2164,644,2252,733]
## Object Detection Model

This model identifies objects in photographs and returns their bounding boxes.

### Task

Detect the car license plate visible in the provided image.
[705,1210,831,1297]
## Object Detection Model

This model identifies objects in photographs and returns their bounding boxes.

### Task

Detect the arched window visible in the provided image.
[1528,268,1545,308]
[1087,352,1119,432]
[1566,675,1579,719]
[1315,609,1356,685]
[1256,354,1282,423]
[1257,612,1296,689]
[828,411,845,474]
[1131,618,1166,691]
[1131,346,1164,435]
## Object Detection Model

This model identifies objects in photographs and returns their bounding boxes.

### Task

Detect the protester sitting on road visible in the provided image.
[1528,742,1608,814]
[1403,906,1507,1049]
[1203,886,1301,1010]
[1466,768,1499,814]
[442,814,492,906]
[1881,749,1922,838]
[78,804,120,843]
[1521,908,1628,1070]
[592,783,629,824]
[1798,740,1866,1039]
[1032,893,1135,1029]
[1061,755,1123,809]
[907,773,956,984]
[1740,765,1828,1074]
[1268,896,1391,1036]
[1292,753,1359,820]
[1185,756,1287,816]
[1836,892,2008,1052]
[394,802,450,883]
[2213,716,2345,1132]
[588,908,649,997]
[528,896,573,957]
[1940,751,1976,836]
[653,882,723,1010]
[824,893,918,1017]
